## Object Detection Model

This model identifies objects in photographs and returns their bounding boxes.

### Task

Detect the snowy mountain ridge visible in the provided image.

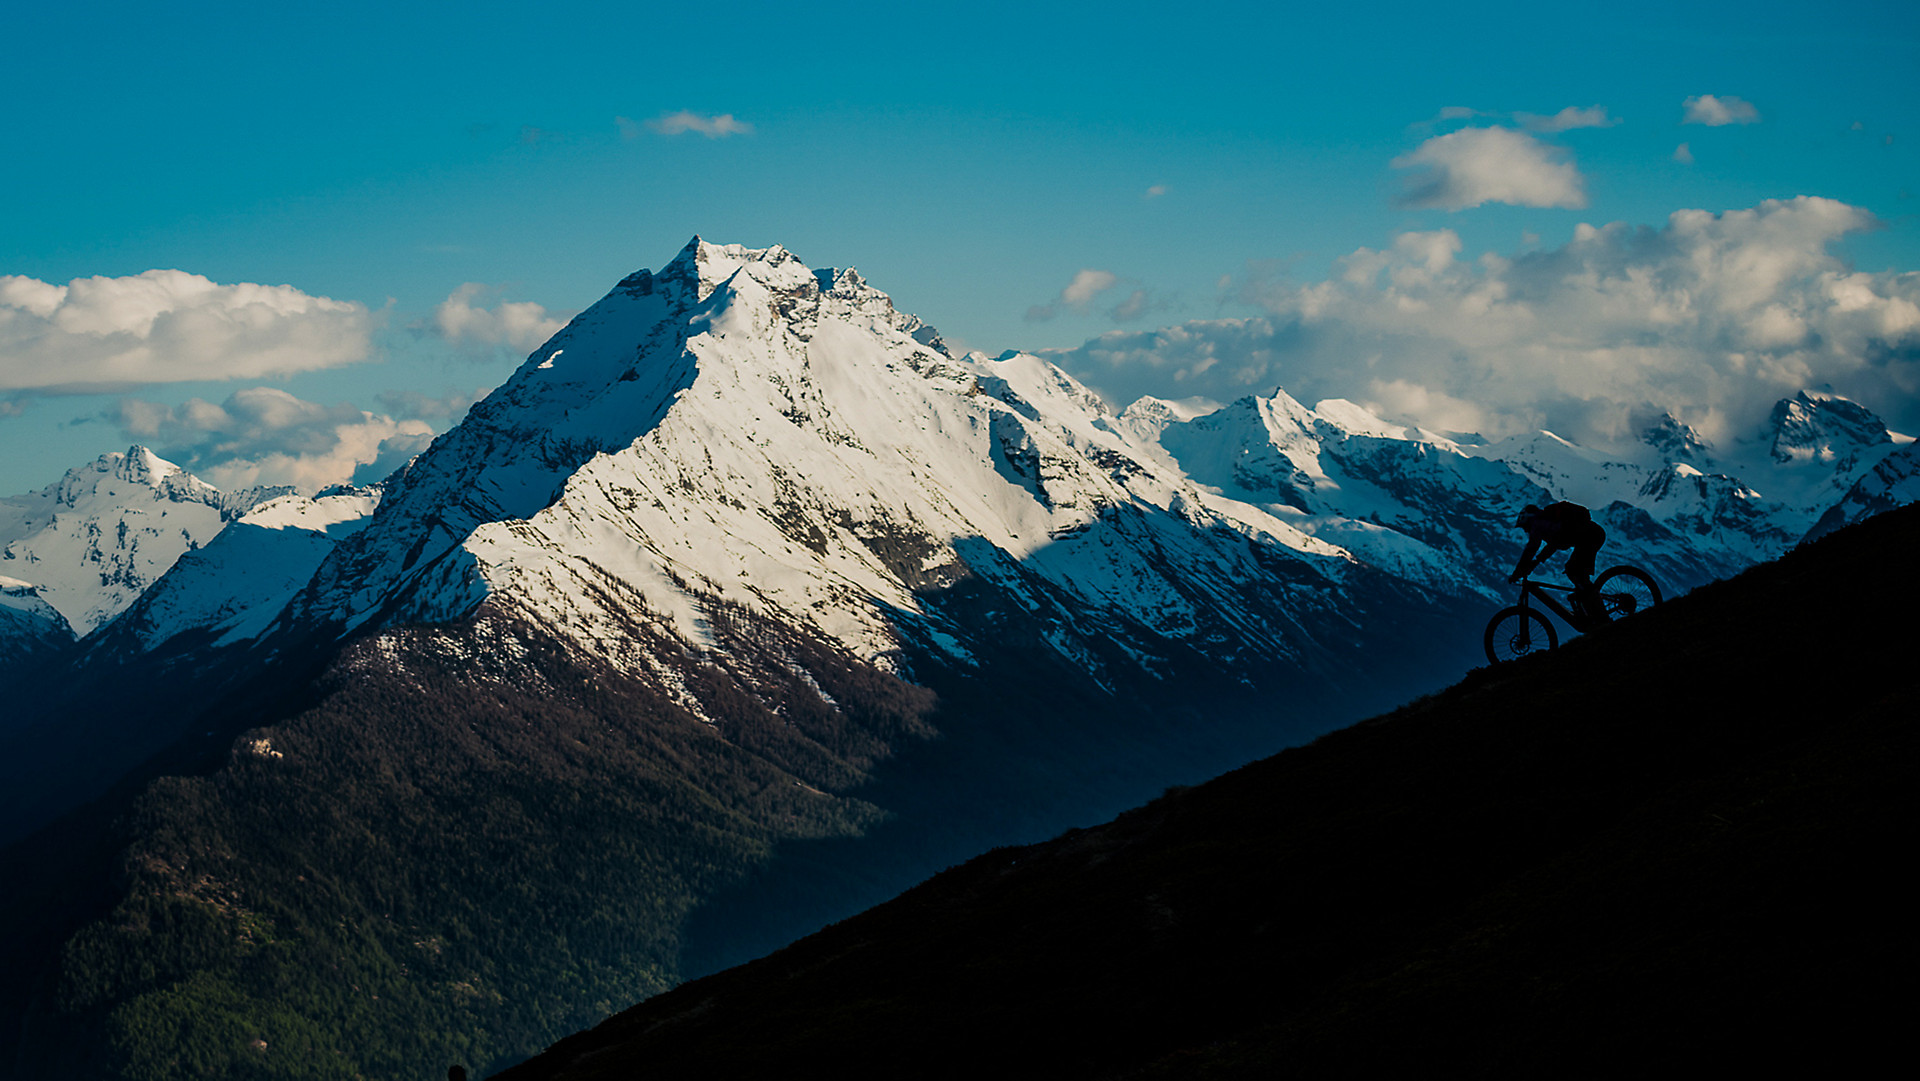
[8,240,1915,687]
[263,239,1913,699]
[283,239,1360,701]
[98,485,385,658]
[0,446,297,638]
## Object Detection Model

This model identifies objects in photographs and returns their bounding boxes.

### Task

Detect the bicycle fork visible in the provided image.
[1515,587,1541,647]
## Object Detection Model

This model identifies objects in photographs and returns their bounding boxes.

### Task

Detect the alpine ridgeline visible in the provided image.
[2,239,1914,1081]
[0,447,296,658]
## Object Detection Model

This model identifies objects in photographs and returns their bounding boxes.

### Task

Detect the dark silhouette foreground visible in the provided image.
[497,504,1919,1080]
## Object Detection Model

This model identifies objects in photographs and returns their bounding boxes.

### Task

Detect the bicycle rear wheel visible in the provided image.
[1593,566,1661,622]
[1484,606,1557,664]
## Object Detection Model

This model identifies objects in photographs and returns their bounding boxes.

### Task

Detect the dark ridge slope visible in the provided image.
[498,503,1919,1079]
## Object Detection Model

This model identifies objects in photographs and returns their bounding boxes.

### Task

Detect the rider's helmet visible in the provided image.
[1516,504,1542,528]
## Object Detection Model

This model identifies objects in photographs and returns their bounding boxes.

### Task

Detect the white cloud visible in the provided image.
[1519,105,1619,132]
[1062,269,1119,306]
[1027,269,1122,322]
[1683,94,1760,126]
[1392,127,1587,210]
[1673,142,1695,165]
[1144,184,1168,199]
[109,386,436,493]
[432,283,570,353]
[375,387,487,423]
[1048,197,1920,451]
[0,270,372,392]
[640,110,754,138]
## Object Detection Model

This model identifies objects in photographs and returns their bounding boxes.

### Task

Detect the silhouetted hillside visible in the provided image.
[497,504,1919,1079]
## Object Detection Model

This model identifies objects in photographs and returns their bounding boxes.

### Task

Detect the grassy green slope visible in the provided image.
[497,504,1919,1079]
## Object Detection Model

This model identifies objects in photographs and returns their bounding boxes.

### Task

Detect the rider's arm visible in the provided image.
[1510,537,1541,581]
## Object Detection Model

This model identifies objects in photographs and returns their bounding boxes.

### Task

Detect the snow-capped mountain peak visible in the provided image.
[0,446,267,636]
[1641,414,1714,464]
[283,241,1361,691]
[1767,390,1891,465]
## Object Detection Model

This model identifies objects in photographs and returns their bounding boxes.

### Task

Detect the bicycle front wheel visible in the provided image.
[1484,606,1557,664]
[1593,566,1661,622]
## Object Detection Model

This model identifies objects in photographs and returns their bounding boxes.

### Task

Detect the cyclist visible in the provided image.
[1509,502,1606,621]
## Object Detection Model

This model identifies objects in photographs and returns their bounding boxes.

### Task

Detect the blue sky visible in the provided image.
[3,0,1916,494]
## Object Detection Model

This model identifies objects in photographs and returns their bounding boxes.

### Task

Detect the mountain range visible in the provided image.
[1,239,1915,1080]
[6,244,1911,685]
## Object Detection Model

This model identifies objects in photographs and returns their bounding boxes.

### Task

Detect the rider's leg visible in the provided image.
[1567,524,1605,619]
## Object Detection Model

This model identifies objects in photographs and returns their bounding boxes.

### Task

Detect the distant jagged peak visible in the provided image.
[115,444,179,485]
[240,485,383,535]
[652,239,953,359]
[1640,413,1715,464]
[92,444,190,488]
[653,236,813,303]
[811,264,950,354]
[1483,427,1611,463]
[975,350,1115,423]
[46,445,223,511]
[815,264,873,300]
[504,239,946,423]
[1,445,238,635]
[30,445,295,523]
[1638,460,1760,503]
[1310,398,1421,441]
[1766,389,1891,464]
[602,238,803,314]
[1116,395,1223,441]
[219,484,302,519]
[1122,395,1221,423]
[1177,391,1302,438]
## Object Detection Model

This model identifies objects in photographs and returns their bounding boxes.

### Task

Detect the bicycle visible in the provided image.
[1483,565,1662,664]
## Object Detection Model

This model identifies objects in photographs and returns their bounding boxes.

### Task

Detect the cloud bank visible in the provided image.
[1048,197,1920,452]
[0,270,372,392]
[1392,127,1587,210]
[432,283,570,353]
[111,386,435,493]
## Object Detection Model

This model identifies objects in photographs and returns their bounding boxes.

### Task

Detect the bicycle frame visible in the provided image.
[1486,565,1659,664]
[1512,577,1591,633]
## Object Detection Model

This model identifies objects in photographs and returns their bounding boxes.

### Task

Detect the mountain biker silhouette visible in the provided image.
[1510,502,1606,618]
